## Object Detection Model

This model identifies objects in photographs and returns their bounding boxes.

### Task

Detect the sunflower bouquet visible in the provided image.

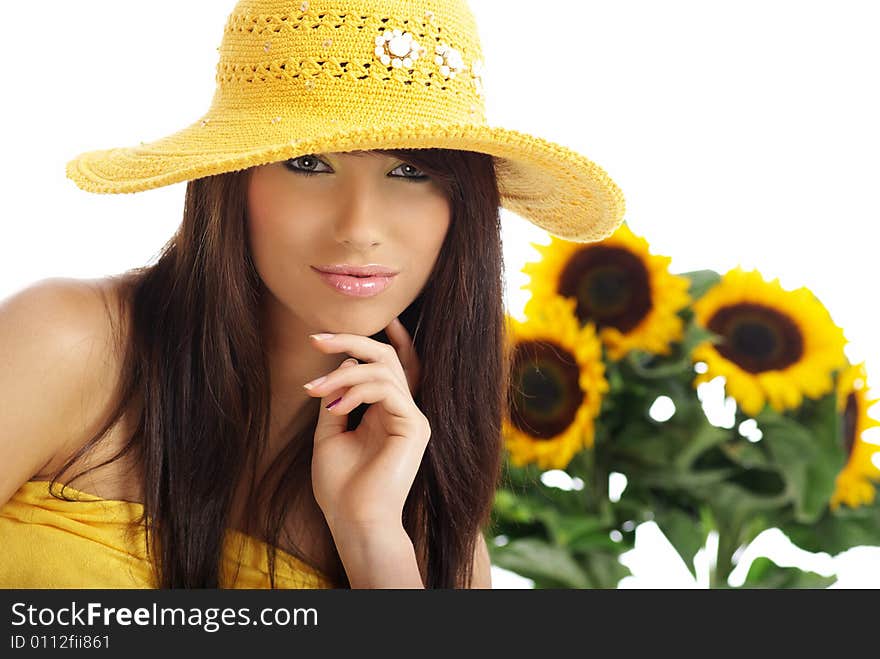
[489,221,880,588]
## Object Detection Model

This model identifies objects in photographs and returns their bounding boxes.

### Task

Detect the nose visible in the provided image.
[330,180,388,249]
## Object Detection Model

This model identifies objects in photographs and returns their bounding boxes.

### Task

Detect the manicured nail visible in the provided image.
[310,333,335,341]
[303,375,327,390]
[326,396,342,409]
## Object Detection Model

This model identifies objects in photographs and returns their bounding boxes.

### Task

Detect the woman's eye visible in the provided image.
[284,155,330,175]
[283,156,428,181]
[390,163,429,181]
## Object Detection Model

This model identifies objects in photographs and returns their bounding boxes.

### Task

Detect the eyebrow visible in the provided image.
[320,150,375,159]
[321,151,402,165]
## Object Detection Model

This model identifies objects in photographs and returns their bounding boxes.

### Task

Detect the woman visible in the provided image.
[0,0,625,589]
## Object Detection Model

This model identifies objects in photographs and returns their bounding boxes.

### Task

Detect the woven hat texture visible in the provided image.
[65,0,626,243]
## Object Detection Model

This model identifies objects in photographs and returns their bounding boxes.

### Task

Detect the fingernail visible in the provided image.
[310,333,334,341]
[303,375,327,390]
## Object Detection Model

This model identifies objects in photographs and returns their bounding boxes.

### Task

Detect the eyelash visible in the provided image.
[283,155,430,181]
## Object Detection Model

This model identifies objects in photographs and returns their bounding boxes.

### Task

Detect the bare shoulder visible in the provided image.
[2,276,125,339]
[5,276,132,483]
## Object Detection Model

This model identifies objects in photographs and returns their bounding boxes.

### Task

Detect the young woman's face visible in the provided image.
[247,151,452,338]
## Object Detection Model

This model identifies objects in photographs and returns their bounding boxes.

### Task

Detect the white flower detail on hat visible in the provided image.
[374,29,426,69]
[434,43,464,79]
[471,58,485,97]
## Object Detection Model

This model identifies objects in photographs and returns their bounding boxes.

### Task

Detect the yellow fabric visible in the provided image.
[0,480,335,589]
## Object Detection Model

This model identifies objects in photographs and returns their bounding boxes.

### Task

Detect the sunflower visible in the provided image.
[691,267,848,417]
[521,221,691,362]
[503,295,609,470]
[829,361,880,510]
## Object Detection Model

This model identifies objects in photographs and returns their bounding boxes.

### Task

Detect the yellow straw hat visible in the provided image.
[65,0,626,243]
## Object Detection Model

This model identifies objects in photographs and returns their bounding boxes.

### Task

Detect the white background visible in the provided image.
[1,1,877,587]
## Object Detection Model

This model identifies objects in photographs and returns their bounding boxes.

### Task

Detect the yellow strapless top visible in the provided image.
[0,480,335,589]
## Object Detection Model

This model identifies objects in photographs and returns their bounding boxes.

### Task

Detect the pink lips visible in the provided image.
[313,268,397,297]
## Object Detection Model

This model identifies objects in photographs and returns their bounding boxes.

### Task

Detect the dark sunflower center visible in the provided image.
[707,302,804,373]
[842,392,857,458]
[508,339,584,440]
[558,245,652,333]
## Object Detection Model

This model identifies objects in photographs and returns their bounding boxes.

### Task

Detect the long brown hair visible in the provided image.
[48,148,509,588]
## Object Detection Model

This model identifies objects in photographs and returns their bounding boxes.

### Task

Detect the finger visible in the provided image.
[309,331,408,389]
[313,358,358,442]
[303,361,407,399]
[324,378,419,429]
[385,317,422,395]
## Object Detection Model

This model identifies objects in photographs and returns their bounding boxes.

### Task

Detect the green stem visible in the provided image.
[571,450,600,513]
[710,525,741,589]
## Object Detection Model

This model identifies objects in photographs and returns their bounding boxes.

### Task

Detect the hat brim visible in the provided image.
[66,119,625,243]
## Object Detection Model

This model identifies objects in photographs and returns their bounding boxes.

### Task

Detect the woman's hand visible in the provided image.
[302,317,430,532]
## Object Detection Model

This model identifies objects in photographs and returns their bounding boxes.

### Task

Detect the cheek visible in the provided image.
[401,197,451,281]
[247,170,280,250]
[248,171,322,251]
[246,173,319,284]
[419,195,452,253]
[248,172,285,236]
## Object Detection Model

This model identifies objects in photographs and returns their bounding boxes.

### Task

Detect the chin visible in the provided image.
[308,312,393,339]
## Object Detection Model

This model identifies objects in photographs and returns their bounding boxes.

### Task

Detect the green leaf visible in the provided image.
[674,420,733,470]
[780,496,880,555]
[566,529,622,553]
[797,392,848,522]
[612,484,654,521]
[578,551,632,589]
[742,556,836,589]
[799,449,846,523]
[621,319,720,380]
[489,537,593,588]
[720,439,773,470]
[680,319,724,355]
[652,506,707,579]
[726,468,787,497]
[606,360,625,393]
[797,390,843,453]
[492,488,538,524]
[694,481,791,528]
[678,269,722,302]
[540,510,605,546]
[625,348,692,379]
[610,424,680,466]
[658,376,708,427]
[755,410,828,522]
[757,409,818,464]
[638,466,739,490]
[756,399,849,524]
